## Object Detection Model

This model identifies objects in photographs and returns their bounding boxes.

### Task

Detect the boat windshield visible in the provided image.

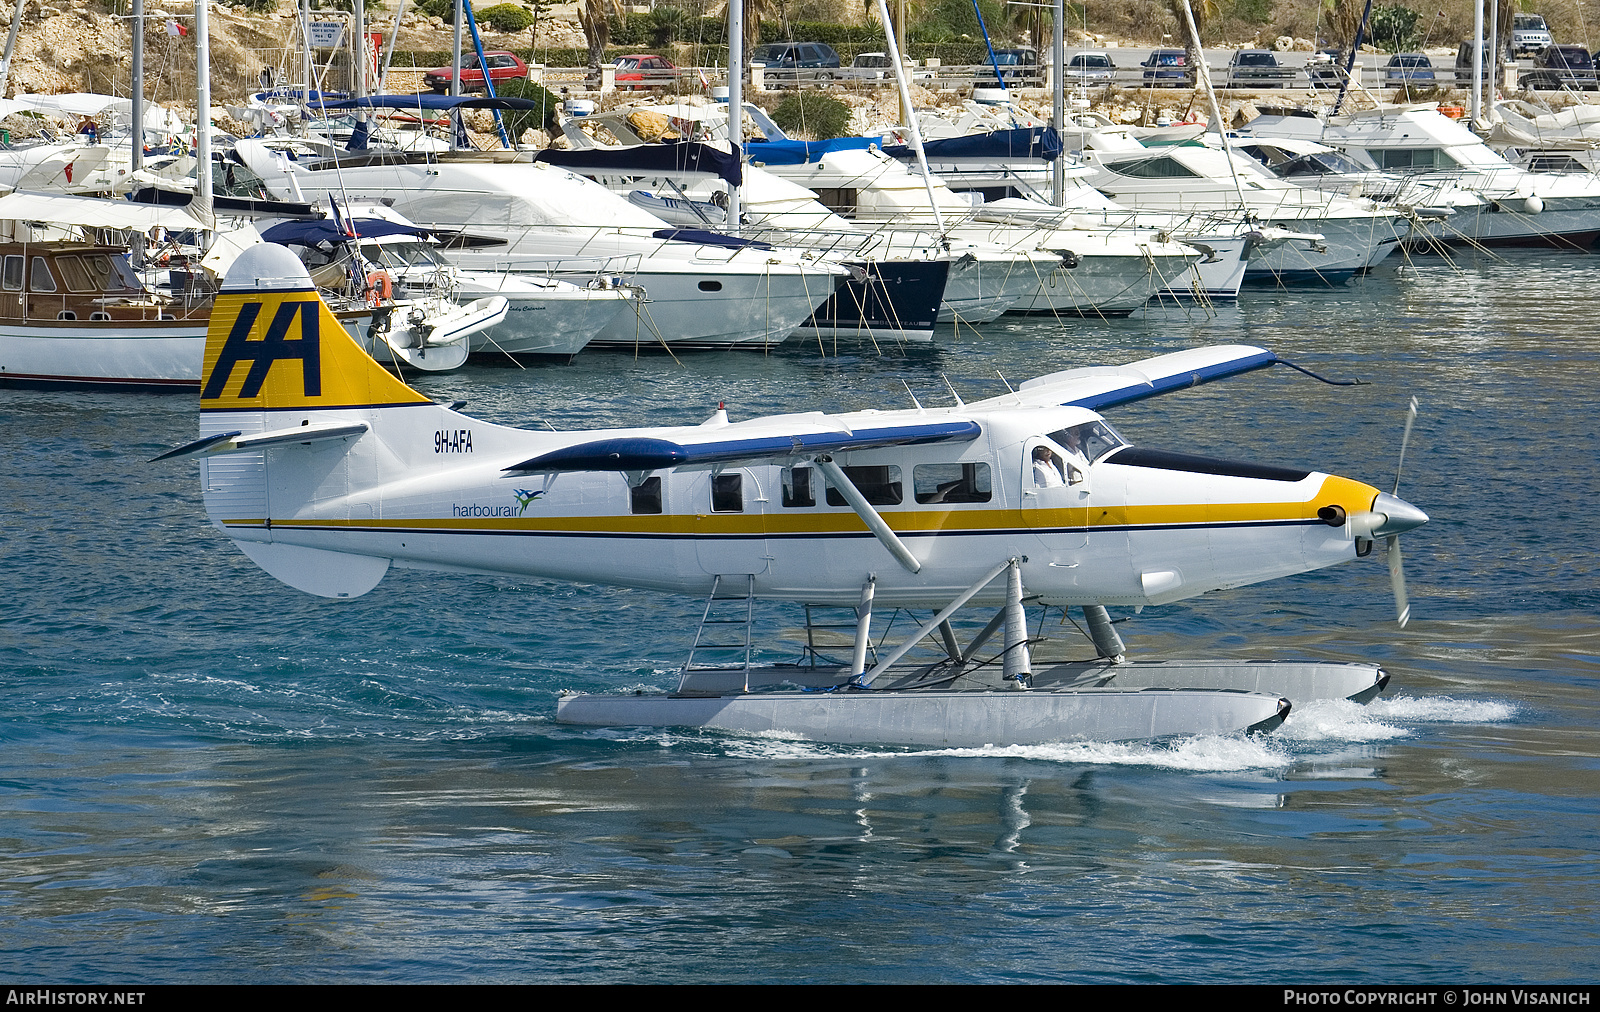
[358,241,447,269]
[1046,420,1126,463]
[1272,150,1368,177]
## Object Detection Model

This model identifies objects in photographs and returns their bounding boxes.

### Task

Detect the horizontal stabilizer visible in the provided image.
[152,420,369,462]
[984,345,1279,412]
[505,419,982,474]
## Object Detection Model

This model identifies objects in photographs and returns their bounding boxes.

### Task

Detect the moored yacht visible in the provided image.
[1237,104,1600,249]
[1061,121,1408,282]
[232,143,850,350]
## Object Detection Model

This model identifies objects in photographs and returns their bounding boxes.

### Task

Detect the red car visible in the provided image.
[424,51,528,94]
[613,54,680,90]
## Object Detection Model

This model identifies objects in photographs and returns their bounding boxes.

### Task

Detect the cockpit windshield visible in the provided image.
[1046,420,1126,462]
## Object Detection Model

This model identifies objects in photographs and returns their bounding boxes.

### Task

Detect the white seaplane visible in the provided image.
[159,244,1429,747]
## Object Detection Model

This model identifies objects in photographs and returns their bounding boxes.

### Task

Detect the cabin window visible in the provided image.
[2,256,21,291]
[1366,148,1449,171]
[814,187,859,214]
[781,466,815,507]
[89,312,110,321]
[630,476,662,514]
[825,465,902,507]
[81,255,114,291]
[711,472,743,512]
[698,280,722,292]
[1103,156,1199,179]
[57,311,76,320]
[913,462,992,504]
[56,256,94,292]
[29,258,56,292]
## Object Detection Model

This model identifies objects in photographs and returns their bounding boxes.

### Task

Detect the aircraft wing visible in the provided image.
[978,345,1279,412]
[505,418,981,474]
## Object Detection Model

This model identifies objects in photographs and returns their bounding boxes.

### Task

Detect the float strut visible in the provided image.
[1003,559,1033,689]
[1083,604,1126,663]
[850,575,876,678]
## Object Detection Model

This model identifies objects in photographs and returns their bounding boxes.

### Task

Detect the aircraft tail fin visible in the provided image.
[199,243,432,418]
[187,243,434,599]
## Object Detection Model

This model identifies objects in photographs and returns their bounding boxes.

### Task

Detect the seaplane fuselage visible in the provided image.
[177,245,1422,609]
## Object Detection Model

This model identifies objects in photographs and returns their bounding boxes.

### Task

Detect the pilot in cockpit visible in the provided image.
[1032,445,1066,487]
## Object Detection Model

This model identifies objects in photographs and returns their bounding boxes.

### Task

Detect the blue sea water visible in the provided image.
[1,250,1597,983]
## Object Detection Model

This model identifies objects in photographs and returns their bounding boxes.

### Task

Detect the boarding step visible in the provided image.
[678,574,756,694]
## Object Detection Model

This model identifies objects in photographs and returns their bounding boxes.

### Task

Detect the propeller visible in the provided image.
[1347,398,1427,627]
[1389,397,1418,628]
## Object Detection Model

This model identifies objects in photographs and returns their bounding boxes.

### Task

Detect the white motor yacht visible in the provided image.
[232,143,850,350]
[1237,104,1600,248]
[1061,121,1409,282]
[558,103,1055,329]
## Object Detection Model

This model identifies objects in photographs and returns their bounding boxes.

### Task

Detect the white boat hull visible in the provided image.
[461,284,638,356]
[1004,252,1166,315]
[451,254,841,350]
[0,318,205,389]
[937,253,1046,323]
[1244,214,1403,280]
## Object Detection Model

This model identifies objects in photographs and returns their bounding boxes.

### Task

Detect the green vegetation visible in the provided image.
[495,77,561,137]
[1370,3,1423,52]
[770,92,851,140]
[478,3,534,31]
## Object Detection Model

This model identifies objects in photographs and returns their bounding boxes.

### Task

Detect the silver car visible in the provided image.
[1065,51,1117,84]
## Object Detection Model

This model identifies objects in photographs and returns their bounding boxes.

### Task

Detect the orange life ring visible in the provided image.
[365,270,394,306]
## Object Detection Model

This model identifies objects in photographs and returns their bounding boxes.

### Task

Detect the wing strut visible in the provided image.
[813,456,922,574]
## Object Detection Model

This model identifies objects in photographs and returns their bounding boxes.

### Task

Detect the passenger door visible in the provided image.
[692,468,770,575]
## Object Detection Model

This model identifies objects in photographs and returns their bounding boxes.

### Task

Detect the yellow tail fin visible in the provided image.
[200,244,430,413]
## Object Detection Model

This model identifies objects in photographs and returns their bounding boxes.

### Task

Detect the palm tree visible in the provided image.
[578,0,625,78]
[1167,0,1219,88]
[1007,0,1050,54]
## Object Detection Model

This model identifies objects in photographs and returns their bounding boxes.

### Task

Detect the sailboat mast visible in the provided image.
[131,0,144,174]
[1471,0,1484,122]
[1051,0,1063,204]
[727,0,742,226]
[875,0,943,233]
[0,0,23,98]
[302,0,312,111]
[196,0,212,226]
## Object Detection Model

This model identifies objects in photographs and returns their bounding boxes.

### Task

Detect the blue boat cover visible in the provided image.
[260,218,431,246]
[882,127,1062,163]
[743,136,879,165]
[535,142,743,188]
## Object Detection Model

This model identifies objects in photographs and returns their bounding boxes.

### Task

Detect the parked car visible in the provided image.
[423,51,528,94]
[1064,51,1117,84]
[750,42,841,85]
[1454,40,1492,86]
[1306,48,1345,88]
[987,47,1042,84]
[1226,49,1293,88]
[1141,48,1190,87]
[848,52,934,81]
[612,54,680,90]
[1383,53,1435,87]
[1523,45,1600,90]
[1512,13,1553,56]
